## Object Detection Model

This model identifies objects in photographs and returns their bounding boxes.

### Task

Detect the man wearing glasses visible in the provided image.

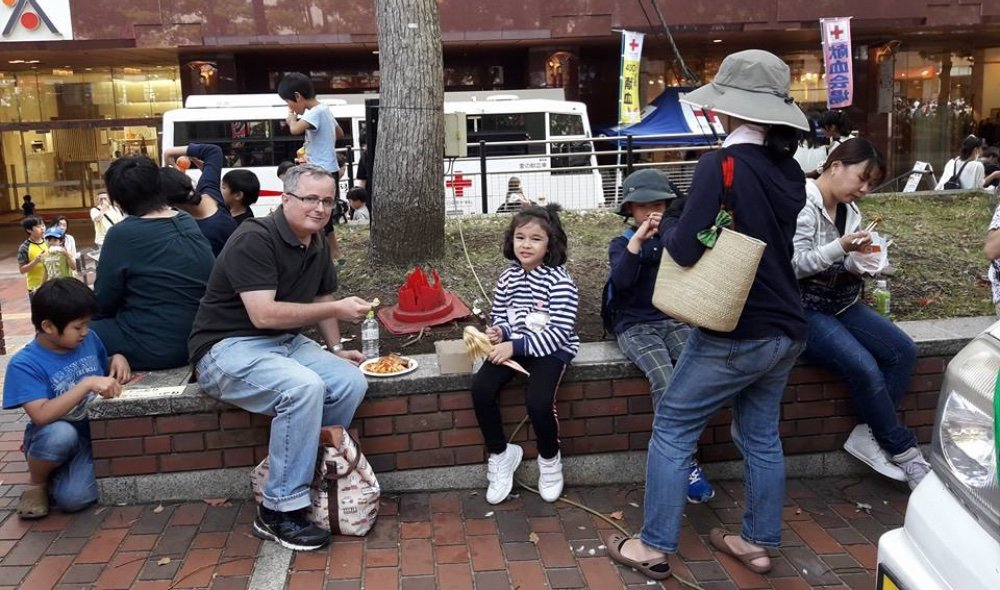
[188,164,373,552]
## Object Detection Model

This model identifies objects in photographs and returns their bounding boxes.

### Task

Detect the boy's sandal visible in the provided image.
[708,528,771,574]
[17,486,49,520]
[606,533,672,580]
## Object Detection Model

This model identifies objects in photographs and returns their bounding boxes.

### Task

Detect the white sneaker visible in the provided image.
[485,444,523,505]
[892,446,932,490]
[537,452,564,503]
[843,424,907,482]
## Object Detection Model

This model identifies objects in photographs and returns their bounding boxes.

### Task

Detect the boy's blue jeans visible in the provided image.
[802,304,918,455]
[640,330,803,552]
[23,420,97,512]
[195,334,367,512]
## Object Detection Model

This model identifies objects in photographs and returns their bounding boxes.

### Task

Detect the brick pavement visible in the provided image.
[0,249,908,589]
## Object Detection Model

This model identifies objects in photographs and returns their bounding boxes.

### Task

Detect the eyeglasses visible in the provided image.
[286,192,338,209]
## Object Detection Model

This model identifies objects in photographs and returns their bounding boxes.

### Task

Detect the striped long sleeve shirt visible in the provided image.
[490,263,580,363]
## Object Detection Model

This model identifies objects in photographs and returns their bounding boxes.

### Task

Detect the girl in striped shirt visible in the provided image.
[472,204,580,505]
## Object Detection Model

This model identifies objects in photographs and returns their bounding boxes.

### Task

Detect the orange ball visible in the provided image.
[176,155,191,171]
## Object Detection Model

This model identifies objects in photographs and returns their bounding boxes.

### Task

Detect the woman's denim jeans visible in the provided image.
[803,304,918,454]
[196,334,367,512]
[640,330,804,552]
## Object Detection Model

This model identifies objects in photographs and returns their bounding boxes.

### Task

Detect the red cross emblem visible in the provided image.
[445,173,473,197]
[829,25,844,40]
[628,38,639,51]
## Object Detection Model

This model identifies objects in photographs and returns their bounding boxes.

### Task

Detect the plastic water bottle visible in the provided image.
[361,311,380,359]
[872,280,891,317]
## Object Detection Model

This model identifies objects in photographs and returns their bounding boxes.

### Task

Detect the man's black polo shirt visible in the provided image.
[188,206,337,365]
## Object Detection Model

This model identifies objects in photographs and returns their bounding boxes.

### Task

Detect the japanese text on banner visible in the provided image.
[820,17,853,109]
[619,31,645,125]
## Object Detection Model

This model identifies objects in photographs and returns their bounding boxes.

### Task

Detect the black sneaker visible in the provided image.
[252,505,331,551]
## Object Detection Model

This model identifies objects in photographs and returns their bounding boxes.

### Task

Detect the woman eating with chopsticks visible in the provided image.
[791,137,930,490]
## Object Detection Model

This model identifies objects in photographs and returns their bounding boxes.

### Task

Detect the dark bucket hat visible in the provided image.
[616,169,677,217]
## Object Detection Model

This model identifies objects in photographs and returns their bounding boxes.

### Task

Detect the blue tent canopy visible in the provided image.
[594,88,725,146]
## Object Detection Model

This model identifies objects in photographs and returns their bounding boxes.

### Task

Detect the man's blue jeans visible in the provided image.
[23,421,97,512]
[640,330,803,552]
[196,334,367,512]
[616,319,691,406]
[803,304,918,455]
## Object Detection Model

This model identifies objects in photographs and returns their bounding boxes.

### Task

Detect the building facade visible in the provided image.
[1,1,999,210]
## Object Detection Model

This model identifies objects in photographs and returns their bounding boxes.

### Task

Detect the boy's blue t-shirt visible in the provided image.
[301,103,338,172]
[2,332,108,422]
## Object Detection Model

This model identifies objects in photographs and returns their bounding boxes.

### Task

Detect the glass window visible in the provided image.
[174,119,306,168]
[550,141,592,173]
[549,113,585,137]
[466,113,546,156]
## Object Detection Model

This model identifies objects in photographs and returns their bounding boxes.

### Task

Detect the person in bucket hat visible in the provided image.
[607,50,809,580]
[606,168,716,505]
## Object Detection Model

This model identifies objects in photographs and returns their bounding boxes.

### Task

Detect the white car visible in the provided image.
[877,324,1000,589]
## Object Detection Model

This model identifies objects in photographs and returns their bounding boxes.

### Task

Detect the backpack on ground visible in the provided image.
[943,158,970,190]
[601,227,637,336]
[251,425,380,536]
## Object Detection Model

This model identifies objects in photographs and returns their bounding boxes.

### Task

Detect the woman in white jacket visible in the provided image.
[935,134,985,190]
[792,137,929,490]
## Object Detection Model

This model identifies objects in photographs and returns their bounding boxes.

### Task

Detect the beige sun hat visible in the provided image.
[680,49,809,131]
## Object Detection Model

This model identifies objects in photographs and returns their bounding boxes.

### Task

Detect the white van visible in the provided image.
[876,322,1000,589]
[160,91,605,216]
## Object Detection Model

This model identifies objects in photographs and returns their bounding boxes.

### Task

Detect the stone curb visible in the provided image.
[96,448,887,505]
[88,316,997,420]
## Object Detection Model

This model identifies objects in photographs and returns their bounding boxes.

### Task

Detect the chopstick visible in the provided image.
[851,217,881,245]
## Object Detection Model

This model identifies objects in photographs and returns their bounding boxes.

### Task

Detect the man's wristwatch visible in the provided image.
[331,344,344,353]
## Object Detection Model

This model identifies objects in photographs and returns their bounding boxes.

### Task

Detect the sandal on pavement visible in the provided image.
[709,528,771,574]
[606,533,672,580]
[17,486,49,520]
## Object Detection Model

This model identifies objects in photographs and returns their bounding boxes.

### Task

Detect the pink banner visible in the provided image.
[820,17,853,109]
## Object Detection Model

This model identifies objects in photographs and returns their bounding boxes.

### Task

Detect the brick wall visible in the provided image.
[89,356,948,479]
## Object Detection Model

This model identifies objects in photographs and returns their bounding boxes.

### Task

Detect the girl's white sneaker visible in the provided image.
[486,444,523,505]
[537,452,564,502]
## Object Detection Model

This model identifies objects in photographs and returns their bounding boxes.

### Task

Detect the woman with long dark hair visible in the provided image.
[793,137,927,488]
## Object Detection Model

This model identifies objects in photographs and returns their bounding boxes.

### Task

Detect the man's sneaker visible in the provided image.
[892,446,932,490]
[843,424,907,482]
[537,451,564,503]
[253,505,331,551]
[486,443,523,505]
[687,461,715,504]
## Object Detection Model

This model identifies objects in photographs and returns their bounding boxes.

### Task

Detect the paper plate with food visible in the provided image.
[359,353,418,378]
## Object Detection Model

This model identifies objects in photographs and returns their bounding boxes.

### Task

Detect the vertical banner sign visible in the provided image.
[820,17,854,109]
[618,31,645,125]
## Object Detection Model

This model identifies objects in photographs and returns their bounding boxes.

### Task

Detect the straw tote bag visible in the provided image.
[652,153,766,332]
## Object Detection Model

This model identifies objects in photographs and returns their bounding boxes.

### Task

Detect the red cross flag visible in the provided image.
[820,17,854,109]
[618,30,645,125]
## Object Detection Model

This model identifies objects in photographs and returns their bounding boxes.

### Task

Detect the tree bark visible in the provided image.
[371,0,445,265]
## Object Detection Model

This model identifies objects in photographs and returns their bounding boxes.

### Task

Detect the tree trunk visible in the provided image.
[371,0,445,265]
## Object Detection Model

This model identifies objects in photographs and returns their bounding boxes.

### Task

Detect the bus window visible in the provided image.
[549,113,585,137]
[467,113,546,157]
[174,119,303,168]
[548,112,591,173]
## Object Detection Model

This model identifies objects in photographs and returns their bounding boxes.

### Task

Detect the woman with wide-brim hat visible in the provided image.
[606,49,810,579]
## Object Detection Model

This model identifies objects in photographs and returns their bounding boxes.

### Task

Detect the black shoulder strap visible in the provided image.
[956,159,970,179]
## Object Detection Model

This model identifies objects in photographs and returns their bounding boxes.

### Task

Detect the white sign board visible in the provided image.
[903,161,931,193]
[0,0,72,42]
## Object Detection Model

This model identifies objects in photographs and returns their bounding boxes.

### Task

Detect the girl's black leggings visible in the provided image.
[470,354,567,459]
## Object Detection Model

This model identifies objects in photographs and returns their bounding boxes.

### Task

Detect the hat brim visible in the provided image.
[680,83,809,131]
[615,187,676,216]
